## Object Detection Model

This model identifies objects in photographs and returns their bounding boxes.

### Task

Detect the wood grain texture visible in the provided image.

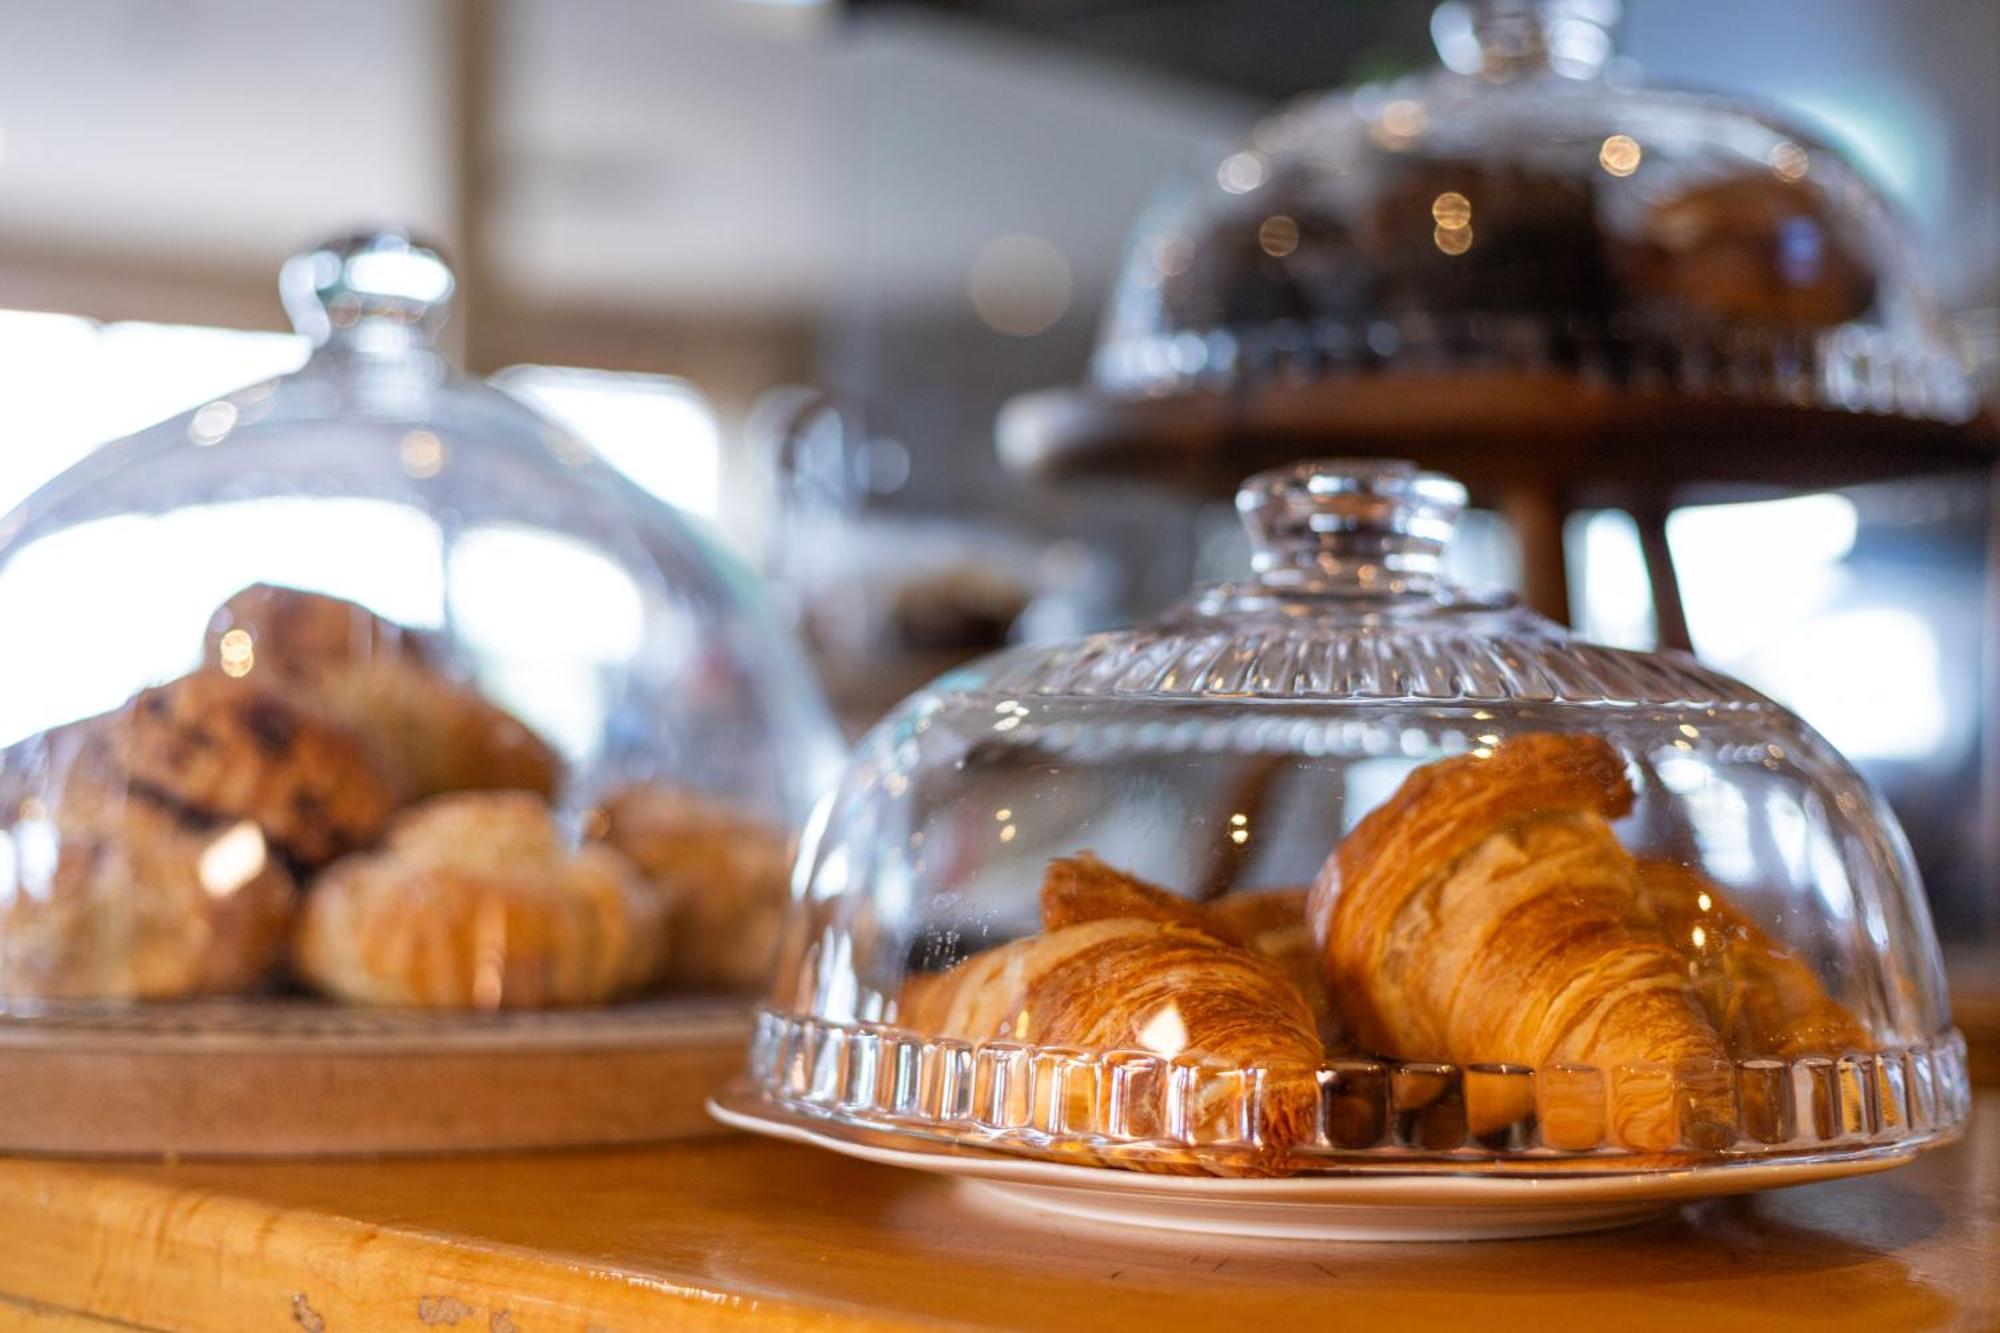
[0,1098,1992,1331]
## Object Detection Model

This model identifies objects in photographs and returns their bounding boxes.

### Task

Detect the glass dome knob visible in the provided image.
[279,229,455,349]
[1237,459,1467,596]
[1431,0,1618,81]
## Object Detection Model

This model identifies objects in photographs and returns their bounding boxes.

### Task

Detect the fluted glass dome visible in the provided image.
[0,231,841,1009]
[1001,0,1984,485]
[728,459,1965,1184]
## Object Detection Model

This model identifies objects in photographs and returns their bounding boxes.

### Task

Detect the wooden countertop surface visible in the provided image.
[0,1094,1991,1332]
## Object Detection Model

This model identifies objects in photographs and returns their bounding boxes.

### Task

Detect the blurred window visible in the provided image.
[0,311,308,516]
[1575,495,1954,764]
[0,320,727,531]
[493,366,723,522]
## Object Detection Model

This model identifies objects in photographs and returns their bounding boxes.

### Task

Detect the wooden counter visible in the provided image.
[0,1098,1993,1332]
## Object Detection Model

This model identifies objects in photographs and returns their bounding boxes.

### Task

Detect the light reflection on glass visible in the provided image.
[1769,140,1810,183]
[1216,151,1267,194]
[217,628,255,678]
[1371,99,1427,150]
[197,821,269,899]
[398,429,445,480]
[187,401,238,446]
[1257,215,1300,258]
[1598,134,1642,177]
[1137,1001,1188,1057]
[1431,192,1472,229]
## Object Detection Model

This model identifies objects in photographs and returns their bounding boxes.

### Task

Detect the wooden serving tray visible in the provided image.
[0,996,749,1157]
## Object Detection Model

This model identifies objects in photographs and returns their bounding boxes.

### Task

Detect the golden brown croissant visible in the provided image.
[1316,734,1728,1151]
[203,584,561,801]
[1636,858,1871,1058]
[294,791,670,1008]
[1039,852,1226,938]
[1207,887,1347,1055]
[1039,856,1344,1051]
[0,734,295,999]
[593,784,794,993]
[898,857,1324,1173]
[1040,856,1345,1053]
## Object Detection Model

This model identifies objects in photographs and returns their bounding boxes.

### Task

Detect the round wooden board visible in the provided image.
[0,996,750,1157]
[997,378,2000,502]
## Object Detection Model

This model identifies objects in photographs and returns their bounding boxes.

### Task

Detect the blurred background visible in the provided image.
[0,0,1997,940]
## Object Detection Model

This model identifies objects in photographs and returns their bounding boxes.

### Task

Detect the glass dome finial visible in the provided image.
[1236,459,1466,595]
[279,229,455,350]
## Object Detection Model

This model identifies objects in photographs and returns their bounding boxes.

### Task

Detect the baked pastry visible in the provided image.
[898,855,1324,1173]
[593,784,793,993]
[203,584,561,801]
[294,791,670,1008]
[1636,858,1871,1058]
[1043,855,1345,1053]
[204,582,430,673]
[0,732,295,999]
[118,672,400,868]
[1315,733,1728,1150]
[1627,175,1875,327]
[1039,852,1218,937]
[1207,886,1346,1054]
[302,662,561,801]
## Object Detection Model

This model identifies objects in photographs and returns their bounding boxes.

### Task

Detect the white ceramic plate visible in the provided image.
[709,1092,1919,1241]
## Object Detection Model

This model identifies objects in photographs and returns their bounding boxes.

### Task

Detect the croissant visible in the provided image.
[0,732,296,999]
[1316,733,1728,1151]
[118,672,400,867]
[204,584,561,801]
[1636,858,1871,1058]
[1207,887,1347,1055]
[294,791,670,1008]
[1040,855,1344,1051]
[897,856,1324,1174]
[1039,852,1223,937]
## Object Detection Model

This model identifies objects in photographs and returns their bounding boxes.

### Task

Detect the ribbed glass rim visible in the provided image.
[742,1008,1970,1176]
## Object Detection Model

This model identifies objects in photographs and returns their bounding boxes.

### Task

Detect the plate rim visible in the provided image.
[709,1089,1926,1207]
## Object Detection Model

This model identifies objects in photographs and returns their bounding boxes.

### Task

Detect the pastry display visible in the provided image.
[593,784,794,993]
[294,791,672,1009]
[0,582,784,1009]
[863,736,1895,1166]
[738,462,1961,1189]
[0,233,840,1024]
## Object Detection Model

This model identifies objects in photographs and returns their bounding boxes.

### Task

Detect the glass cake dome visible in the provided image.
[1000,0,1985,487]
[0,230,842,1008]
[735,459,1966,1178]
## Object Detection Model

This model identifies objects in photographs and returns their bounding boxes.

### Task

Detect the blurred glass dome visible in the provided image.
[1002,0,1986,489]
[733,458,1967,1179]
[0,230,841,1005]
